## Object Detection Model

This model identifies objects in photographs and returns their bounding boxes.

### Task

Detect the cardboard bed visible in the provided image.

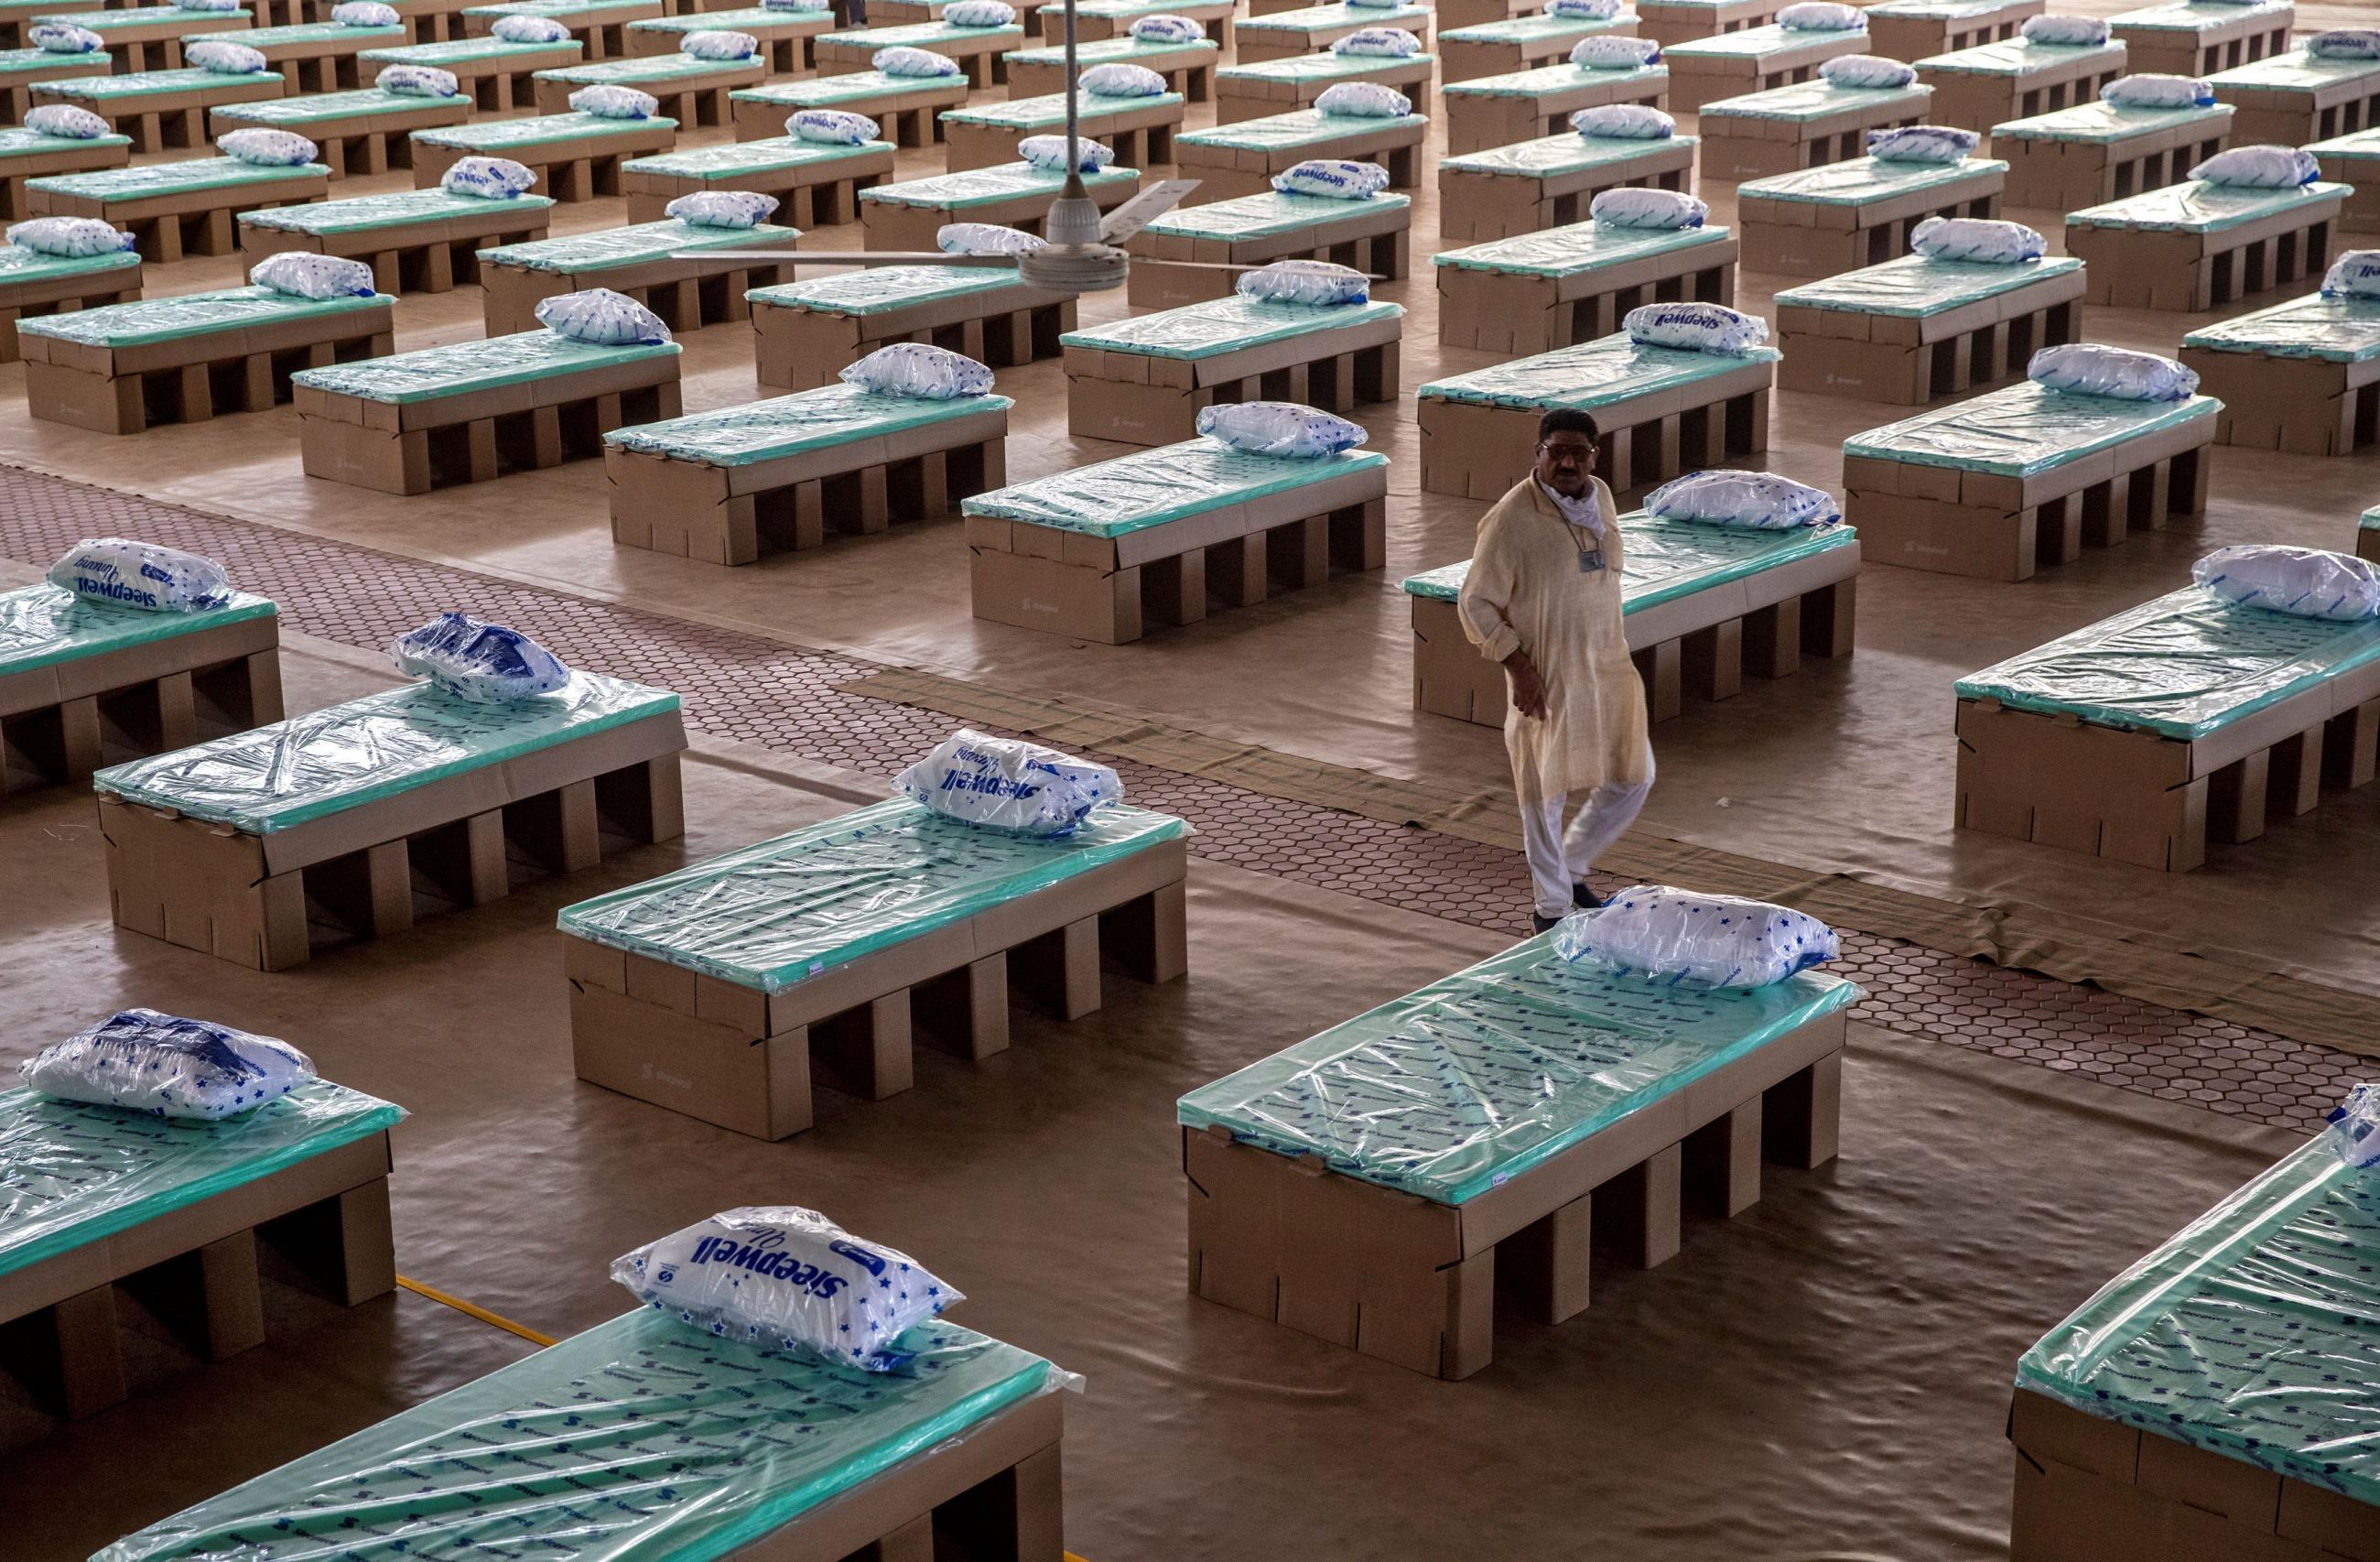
[749,265,1072,389]
[1775,251,2082,403]
[603,381,1012,564]
[562,795,1185,1134]
[2064,178,2346,313]
[355,35,583,114]
[1228,1,1431,64]
[362,0,479,46]
[1956,581,2380,870]
[1439,9,1635,83]
[1417,331,1778,499]
[732,70,972,149]
[2363,502,2380,563]
[858,159,1138,251]
[1736,152,2007,276]
[1442,60,1667,157]
[1031,0,1232,49]
[0,580,276,796]
[1174,104,1426,202]
[20,283,393,435]
[237,185,554,293]
[1636,0,1772,50]
[1059,293,1403,445]
[1860,0,2039,63]
[1913,34,2126,134]
[0,240,140,364]
[2107,0,2293,80]
[30,65,287,156]
[1125,188,1412,309]
[1180,938,1859,1378]
[530,48,763,125]
[0,1079,398,1421]
[41,2,252,73]
[2180,288,2380,458]
[1844,378,2216,580]
[1438,127,1696,243]
[407,107,677,202]
[1661,19,1870,113]
[208,82,472,179]
[2208,46,2380,150]
[814,16,1021,86]
[1695,77,1932,184]
[93,668,687,969]
[460,0,661,60]
[621,131,892,223]
[1434,218,1737,355]
[0,115,132,223]
[1401,512,1858,727]
[1214,48,1435,123]
[477,215,795,334]
[26,153,326,265]
[1986,95,2229,211]
[965,438,1388,642]
[939,85,1184,173]
[202,17,406,93]
[1001,30,1216,100]
[626,3,832,72]
[0,43,112,124]
[292,328,683,494]
[2310,125,2380,235]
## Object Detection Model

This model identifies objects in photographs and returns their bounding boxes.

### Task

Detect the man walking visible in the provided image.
[1455,408,1654,933]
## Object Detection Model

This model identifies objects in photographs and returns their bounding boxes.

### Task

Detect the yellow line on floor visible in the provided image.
[395,1275,558,1348]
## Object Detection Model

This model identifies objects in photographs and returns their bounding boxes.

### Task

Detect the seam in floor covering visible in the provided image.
[0,463,2360,1134]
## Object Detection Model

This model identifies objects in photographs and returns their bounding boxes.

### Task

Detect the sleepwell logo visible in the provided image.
[675,1228,894,1299]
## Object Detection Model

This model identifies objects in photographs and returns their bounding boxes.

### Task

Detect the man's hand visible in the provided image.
[1505,651,1548,719]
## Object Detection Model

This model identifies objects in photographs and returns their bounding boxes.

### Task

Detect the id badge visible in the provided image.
[1578,548,1605,574]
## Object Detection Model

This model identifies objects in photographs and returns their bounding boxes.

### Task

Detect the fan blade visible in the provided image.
[1132,255,1386,281]
[1098,179,1200,244]
[664,250,1021,268]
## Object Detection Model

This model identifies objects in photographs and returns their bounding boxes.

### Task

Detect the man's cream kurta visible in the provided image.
[1455,476,1651,807]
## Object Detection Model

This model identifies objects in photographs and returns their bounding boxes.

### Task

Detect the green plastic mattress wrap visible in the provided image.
[633,5,804,36]
[1002,33,1216,69]
[1740,153,2005,204]
[2309,125,2380,164]
[359,36,579,64]
[466,0,658,18]
[0,1080,403,1281]
[1868,0,2011,16]
[962,439,1387,535]
[290,330,678,403]
[1177,105,1426,150]
[1177,937,1860,1205]
[0,45,108,75]
[227,19,403,44]
[2182,292,2380,364]
[1989,98,2228,144]
[820,16,1020,49]
[212,85,471,124]
[92,670,680,832]
[0,582,272,678]
[0,240,140,288]
[237,185,553,234]
[39,67,286,101]
[749,262,1024,315]
[2212,46,2380,92]
[557,796,1184,990]
[1059,294,1402,360]
[623,135,891,180]
[1775,254,2080,316]
[412,108,678,150]
[1444,60,1666,101]
[2017,1136,2380,1507]
[1434,219,1729,278]
[1441,129,1695,180]
[1666,21,1845,59]
[16,285,384,351]
[1955,584,2380,741]
[1217,50,1431,85]
[2364,503,2380,537]
[944,86,1183,128]
[1844,380,2217,477]
[1142,188,1409,242]
[2069,179,2348,234]
[95,1311,1068,1562]
[1704,80,1930,122]
[860,159,1138,209]
[1401,511,1856,614]
[604,381,1013,465]
[1419,333,1780,411]
[1440,12,1626,46]
[541,50,757,84]
[480,216,788,272]
[26,155,324,201]
[1237,1,1428,34]
[1044,0,1219,19]
[1917,38,2123,76]
[741,69,929,107]
[2110,0,2291,32]
[43,5,250,30]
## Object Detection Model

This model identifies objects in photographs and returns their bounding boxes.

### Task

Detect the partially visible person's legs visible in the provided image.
[1520,791,1575,923]
[1560,753,1656,904]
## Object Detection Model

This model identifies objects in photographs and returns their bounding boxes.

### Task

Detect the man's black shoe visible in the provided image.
[1531,913,1561,935]
[1573,883,1602,910]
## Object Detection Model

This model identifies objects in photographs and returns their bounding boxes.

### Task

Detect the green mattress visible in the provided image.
[410,107,679,148]
[818,16,1021,47]
[747,262,1030,314]
[464,0,662,19]
[0,45,114,76]
[537,49,761,84]
[2182,291,2380,364]
[1987,98,2228,142]
[290,328,677,402]
[1845,380,2217,477]
[2309,125,2380,164]
[2109,0,2291,32]
[1739,152,2005,203]
[2068,179,2349,234]
[1059,292,1402,360]
[604,381,1012,465]
[736,67,946,107]
[1665,20,1864,58]
[478,215,789,271]
[1440,13,1627,47]
[1776,253,2079,315]
[1702,79,1931,121]
[962,438,1387,534]
[2212,45,2380,92]
[34,66,285,100]
[1400,510,1857,614]
[942,86,1183,129]
[357,36,582,64]
[1914,37,2125,76]
[211,84,472,123]
[1419,332,1780,411]
[0,240,139,288]
[1441,129,1695,180]
[1443,60,1667,101]
[1235,0,1429,34]
[1434,218,1730,277]
[1215,49,1433,86]
[214,18,404,45]
[0,581,273,679]
[16,284,383,350]
[860,158,1138,209]
[1176,105,1427,151]
[1001,32,1216,69]
[621,133,892,179]
[35,5,251,31]
[236,185,553,234]
[1141,187,1409,241]
[25,154,324,201]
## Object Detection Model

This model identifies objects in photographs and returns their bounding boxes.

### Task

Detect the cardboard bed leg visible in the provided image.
[2207,751,2269,845]
[25,1285,129,1420]
[260,1177,396,1307]
[917,953,1010,1062]
[813,992,915,1101]
[1763,1051,1843,1171]
[1499,1190,1591,1324]
[861,1513,935,1562]
[1684,1099,1763,1218]
[1743,596,1801,679]
[1600,1142,1682,1270]
[1014,916,1102,1020]
[1102,879,1188,984]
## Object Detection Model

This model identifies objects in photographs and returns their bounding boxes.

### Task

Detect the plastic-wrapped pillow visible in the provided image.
[440,155,536,198]
[1315,80,1410,116]
[1626,300,1769,354]
[25,105,111,139]
[1330,26,1420,57]
[760,0,831,11]
[7,216,135,257]
[29,22,101,52]
[681,27,758,58]
[21,1011,315,1122]
[1909,215,2044,263]
[1345,0,1403,9]
[1018,133,1112,171]
[1573,103,1675,139]
[2028,342,2197,401]
[1547,0,1620,16]
[250,252,376,298]
[1082,60,1167,95]
[570,84,659,119]
[896,730,1123,837]
[1820,53,1914,88]
[378,64,460,96]
[48,538,231,612]
[944,0,1015,24]
[1571,34,1659,68]
[1236,257,1369,305]
[612,1208,963,1372]
[180,0,243,11]
[2020,13,2107,45]
[217,128,319,167]
[2325,1085,2380,1170]
[788,107,879,144]
[874,44,959,75]
[2101,73,2212,108]
[2322,250,2380,299]
[1552,886,1839,988]
[2310,28,2380,60]
[2193,545,2380,623]
[839,342,995,398]
[1271,157,1389,199]
[1777,0,1862,28]
[938,221,1044,254]
[1866,125,1977,163]
[1129,12,1203,41]
[186,39,267,73]
[331,1,399,24]
[2188,145,2318,188]
[665,190,779,228]
[492,13,568,40]
[391,612,573,701]
[536,286,671,346]
[1589,186,1706,229]
[1195,400,1368,459]
[1643,470,1839,529]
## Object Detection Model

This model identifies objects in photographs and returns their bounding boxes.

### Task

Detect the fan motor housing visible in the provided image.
[1018,244,1132,293]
